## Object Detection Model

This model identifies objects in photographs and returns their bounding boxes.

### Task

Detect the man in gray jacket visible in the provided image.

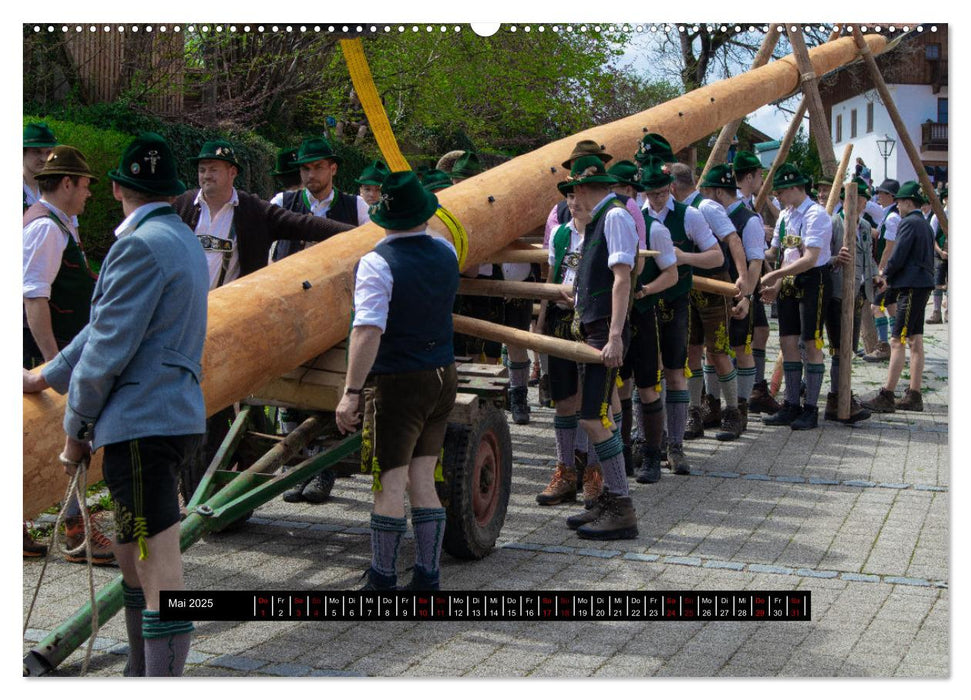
[24,133,208,676]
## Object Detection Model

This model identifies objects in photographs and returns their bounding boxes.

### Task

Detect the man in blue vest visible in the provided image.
[336,171,459,590]
[25,132,209,675]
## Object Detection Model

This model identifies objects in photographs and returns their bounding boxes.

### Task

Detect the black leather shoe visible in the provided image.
[763,401,801,426]
[790,405,819,431]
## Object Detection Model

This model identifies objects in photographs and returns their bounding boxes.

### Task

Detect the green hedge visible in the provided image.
[26,109,375,261]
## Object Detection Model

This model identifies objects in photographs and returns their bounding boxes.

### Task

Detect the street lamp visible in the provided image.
[876,134,896,180]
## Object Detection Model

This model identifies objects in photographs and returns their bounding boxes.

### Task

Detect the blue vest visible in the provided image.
[370,235,459,375]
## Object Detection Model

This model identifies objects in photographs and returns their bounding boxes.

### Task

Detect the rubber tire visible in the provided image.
[436,402,513,560]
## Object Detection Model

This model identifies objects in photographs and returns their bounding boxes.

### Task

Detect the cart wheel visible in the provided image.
[437,402,512,559]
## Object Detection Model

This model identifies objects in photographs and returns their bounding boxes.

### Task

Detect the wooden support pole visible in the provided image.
[755,97,808,214]
[481,244,658,265]
[851,27,948,235]
[826,144,854,215]
[838,181,858,420]
[755,26,843,215]
[452,314,603,364]
[787,25,839,178]
[459,278,571,302]
[699,29,781,183]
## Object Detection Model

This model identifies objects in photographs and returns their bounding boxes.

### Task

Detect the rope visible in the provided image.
[24,455,100,676]
[340,39,409,172]
[341,38,471,270]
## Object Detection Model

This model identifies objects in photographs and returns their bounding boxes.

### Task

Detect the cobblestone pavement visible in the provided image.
[23,311,950,678]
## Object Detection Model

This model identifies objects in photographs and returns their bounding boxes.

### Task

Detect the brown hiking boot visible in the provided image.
[895,388,924,412]
[861,388,896,413]
[536,462,578,505]
[23,523,46,558]
[63,515,116,566]
[863,341,891,362]
[581,463,603,508]
[748,380,781,414]
[824,392,872,423]
[668,444,691,475]
[576,493,639,540]
[684,406,704,440]
[701,392,722,428]
[715,407,743,442]
[738,399,749,432]
[566,489,609,530]
[927,309,943,324]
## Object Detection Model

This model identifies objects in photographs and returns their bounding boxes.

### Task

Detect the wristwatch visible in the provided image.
[344,386,363,395]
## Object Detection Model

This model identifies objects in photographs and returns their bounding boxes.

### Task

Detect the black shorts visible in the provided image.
[655,293,690,371]
[622,304,661,389]
[752,297,768,328]
[777,267,833,342]
[873,287,899,308]
[503,297,533,331]
[546,305,580,402]
[102,434,203,544]
[935,258,948,287]
[728,302,755,349]
[576,317,628,421]
[362,364,458,475]
[892,288,932,339]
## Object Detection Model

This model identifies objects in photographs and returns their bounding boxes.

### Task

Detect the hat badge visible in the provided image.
[144,149,161,174]
[130,162,141,175]
[46,152,57,162]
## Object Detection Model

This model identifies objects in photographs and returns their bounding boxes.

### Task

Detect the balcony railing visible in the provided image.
[921,122,948,151]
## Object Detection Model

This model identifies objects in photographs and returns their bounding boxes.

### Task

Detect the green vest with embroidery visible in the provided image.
[658,201,693,302]
[44,213,97,344]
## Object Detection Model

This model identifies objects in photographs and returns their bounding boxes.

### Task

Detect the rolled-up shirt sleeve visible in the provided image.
[882,211,900,241]
[352,252,392,331]
[742,216,766,261]
[604,207,638,269]
[649,221,678,269]
[684,206,719,251]
[698,199,736,241]
[23,219,68,299]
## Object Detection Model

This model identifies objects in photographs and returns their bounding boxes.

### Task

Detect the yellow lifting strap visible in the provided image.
[340,37,470,269]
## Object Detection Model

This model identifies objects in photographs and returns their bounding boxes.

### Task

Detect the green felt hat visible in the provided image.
[450,151,482,179]
[35,146,99,183]
[557,180,575,197]
[272,148,299,176]
[816,175,834,187]
[839,177,872,200]
[421,168,452,192]
[732,150,762,174]
[638,156,674,191]
[635,132,676,165]
[355,159,391,186]
[772,163,809,190]
[24,122,58,148]
[108,132,186,196]
[368,171,439,230]
[700,163,736,190]
[294,137,343,166]
[189,140,243,172]
[561,139,612,169]
[566,155,617,187]
[893,181,923,205]
[607,160,644,192]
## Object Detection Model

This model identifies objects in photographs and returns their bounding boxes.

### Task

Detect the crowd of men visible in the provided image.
[22,121,946,675]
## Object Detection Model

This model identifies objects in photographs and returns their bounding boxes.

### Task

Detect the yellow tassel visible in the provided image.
[372,470,382,492]
[744,334,753,356]
[880,298,886,313]
[599,402,612,430]
[684,362,693,379]
[899,326,908,346]
[434,448,444,482]
[815,330,824,350]
[615,375,624,389]
[134,517,149,561]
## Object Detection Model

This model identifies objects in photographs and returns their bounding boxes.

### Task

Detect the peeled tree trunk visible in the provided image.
[23,33,888,518]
